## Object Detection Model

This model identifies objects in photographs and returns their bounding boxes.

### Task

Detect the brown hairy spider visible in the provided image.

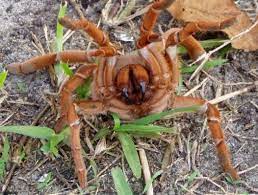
[7,0,239,188]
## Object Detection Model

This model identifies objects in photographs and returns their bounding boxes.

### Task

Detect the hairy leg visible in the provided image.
[59,16,117,56]
[55,64,97,188]
[171,96,239,180]
[137,0,175,48]
[166,18,235,60]
[7,50,103,74]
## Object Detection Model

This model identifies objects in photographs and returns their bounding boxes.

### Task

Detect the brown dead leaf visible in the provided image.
[168,0,258,51]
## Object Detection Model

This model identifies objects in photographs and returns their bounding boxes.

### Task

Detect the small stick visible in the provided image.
[1,165,16,193]
[238,164,258,175]
[209,81,258,104]
[160,136,176,183]
[0,113,14,126]
[195,176,226,194]
[191,140,198,171]
[137,139,153,195]
[68,0,85,19]
[26,158,49,176]
[183,78,208,96]
[88,155,121,185]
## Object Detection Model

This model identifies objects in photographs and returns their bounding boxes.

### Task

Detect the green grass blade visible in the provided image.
[93,128,111,142]
[142,170,163,194]
[116,124,176,134]
[76,77,92,99]
[132,106,201,125]
[199,39,226,49]
[41,127,70,156]
[111,113,121,130]
[0,137,10,181]
[55,2,67,52]
[218,44,232,58]
[111,167,133,195]
[61,62,73,76]
[0,71,8,89]
[54,2,68,85]
[0,126,55,140]
[37,172,53,191]
[180,58,227,74]
[177,39,226,55]
[127,132,161,138]
[117,133,141,179]
[116,0,136,21]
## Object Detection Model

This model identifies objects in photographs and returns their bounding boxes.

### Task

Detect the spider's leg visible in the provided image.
[56,64,96,188]
[166,18,235,60]
[74,100,105,115]
[137,0,175,48]
[59,16,117,55]
[7,50,102,74]
[170,96,239,180]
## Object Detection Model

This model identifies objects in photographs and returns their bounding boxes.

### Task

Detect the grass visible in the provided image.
[0,70,8,89]
[181,58,228,74]
[0,137,10,181]
[37,172,53,191]
[111,167,133,195]
[54,2,69,86]
[0,126,70,157]
[177,39,228,55]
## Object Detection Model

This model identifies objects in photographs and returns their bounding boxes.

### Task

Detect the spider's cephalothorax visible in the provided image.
[7,0,239,188]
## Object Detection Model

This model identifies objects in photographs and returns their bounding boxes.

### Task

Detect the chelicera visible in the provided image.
[7,0,239,188]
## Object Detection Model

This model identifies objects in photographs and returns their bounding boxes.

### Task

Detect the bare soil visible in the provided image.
[0,0,257,194]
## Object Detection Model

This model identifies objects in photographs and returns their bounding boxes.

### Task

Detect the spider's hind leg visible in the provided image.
[170,96,240,180]
[165,18,235,61]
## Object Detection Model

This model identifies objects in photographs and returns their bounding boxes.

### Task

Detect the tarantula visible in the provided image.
[7,0,239,188]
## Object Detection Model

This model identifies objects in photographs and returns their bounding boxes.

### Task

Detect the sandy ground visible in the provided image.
[0,0,257,194]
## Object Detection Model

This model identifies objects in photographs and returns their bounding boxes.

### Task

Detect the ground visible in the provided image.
[0,0,257,194]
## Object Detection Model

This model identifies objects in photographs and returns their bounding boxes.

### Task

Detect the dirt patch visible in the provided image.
[0,0,257,194]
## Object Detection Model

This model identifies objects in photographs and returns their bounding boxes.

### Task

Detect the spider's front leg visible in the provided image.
[137,0,175,48]
[171,96,239,180]
[7,50,103,74]
[57,64,98,188]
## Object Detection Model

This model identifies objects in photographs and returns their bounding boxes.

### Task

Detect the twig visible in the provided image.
[209,81,258,104]
[1,164,16,193]
[195,176,226,194]
[250,101,258,110]
[26,158,49,176]
[88,155,121,185]
[191,140,198,171]
[228,129,258,141]
[189,19,258,82]
[55,169,73,189]
[185,134,192,171]
[68,0,85,19]
[183,78,209,96]
[0,113,14,126]
[160,136,176,183]
[137,139,153,195]
[238,164,258,175]
[7,100,39,106]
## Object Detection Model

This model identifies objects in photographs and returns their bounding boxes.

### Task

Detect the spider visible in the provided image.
[7,0,239,188]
